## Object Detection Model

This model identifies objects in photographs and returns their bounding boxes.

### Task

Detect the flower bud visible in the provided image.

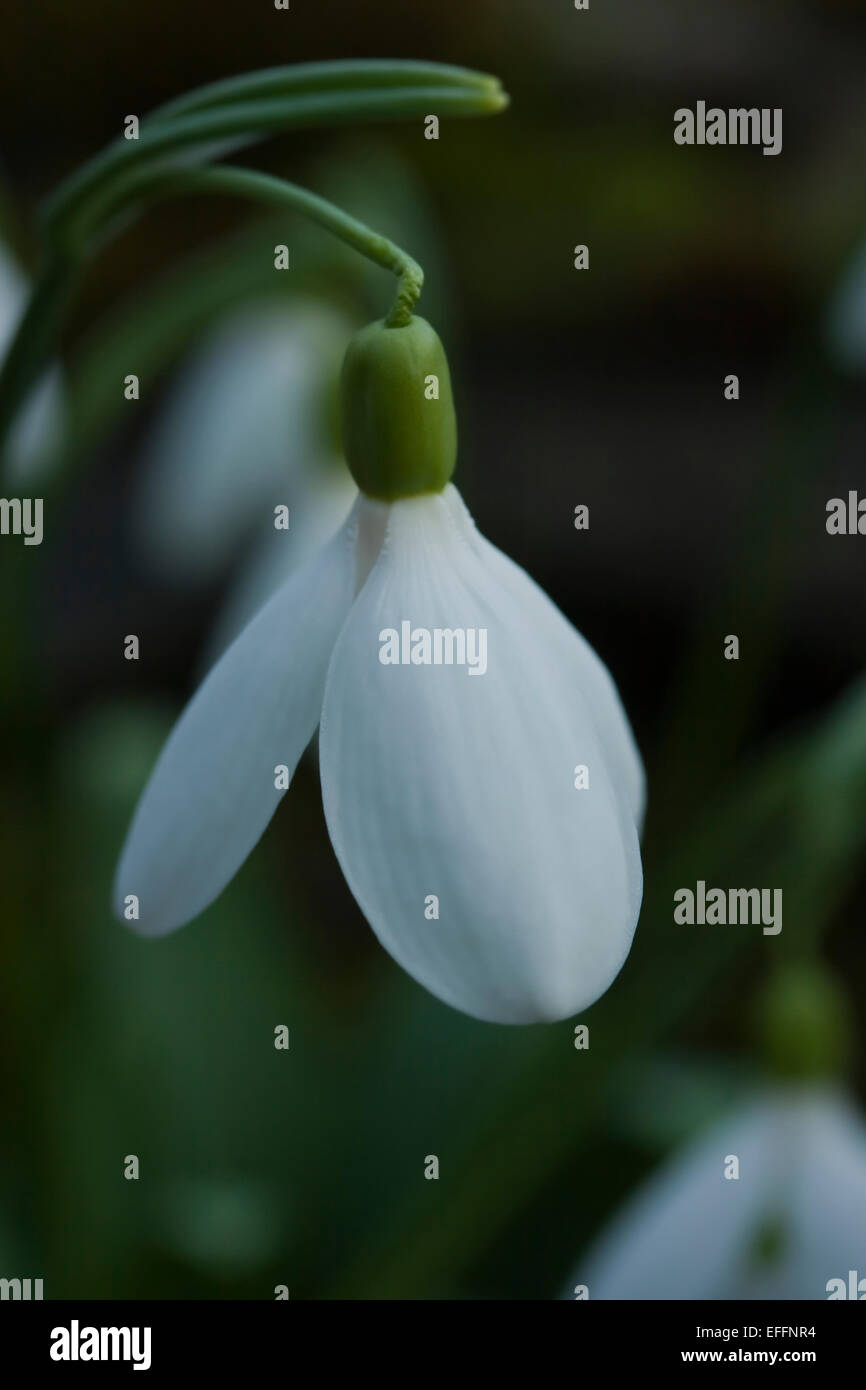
[340,315,457,500]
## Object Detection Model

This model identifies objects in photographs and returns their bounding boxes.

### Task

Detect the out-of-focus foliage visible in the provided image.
[1,0,866,1299]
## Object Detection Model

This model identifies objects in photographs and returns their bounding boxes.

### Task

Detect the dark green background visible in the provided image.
[1,0,865,1298]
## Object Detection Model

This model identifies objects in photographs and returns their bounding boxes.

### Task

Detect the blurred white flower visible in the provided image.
[826,240,866,373]
[134,298,357,620]
[571,1085,866,1299]
[115,485,644,1024]
[0,241,63,481]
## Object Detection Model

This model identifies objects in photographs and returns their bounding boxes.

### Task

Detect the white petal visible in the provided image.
[319,485,642,1024]
[198,463,357,671]
[115,505,359,936]
[441,487,645,829]
[575,1097,780,1300]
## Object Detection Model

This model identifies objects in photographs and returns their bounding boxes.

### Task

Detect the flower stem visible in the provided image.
[82,165,424,327]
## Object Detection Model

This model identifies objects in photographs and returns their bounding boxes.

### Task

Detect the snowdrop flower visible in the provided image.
[115,313,644,1023]
[0,241,62,480]
[135,299,356,590]
[570,1084,866,1299]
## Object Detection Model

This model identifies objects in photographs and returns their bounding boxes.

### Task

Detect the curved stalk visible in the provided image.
[93,165,424,327]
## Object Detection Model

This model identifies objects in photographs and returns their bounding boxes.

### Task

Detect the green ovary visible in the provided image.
[340,315,457,500]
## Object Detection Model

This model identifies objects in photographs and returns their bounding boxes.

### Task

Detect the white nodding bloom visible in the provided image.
[570,1086,866,1300]
[115,484,644,1024]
